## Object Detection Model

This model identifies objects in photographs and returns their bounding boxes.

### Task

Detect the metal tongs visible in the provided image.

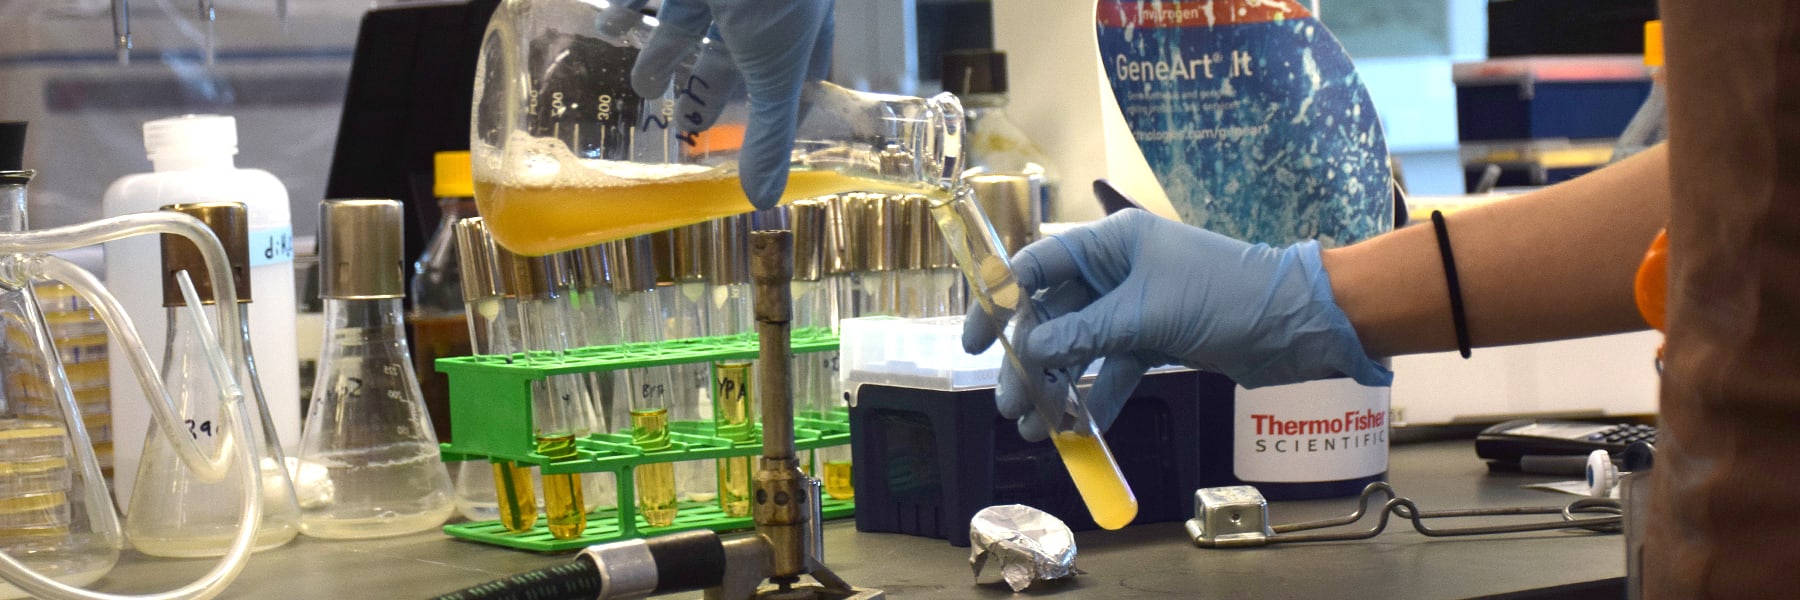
[1186,482,1622,548]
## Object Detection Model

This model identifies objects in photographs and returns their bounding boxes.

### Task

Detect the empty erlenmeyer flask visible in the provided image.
[125,202,301,556]
[297,199,454,539]
[0,121,120,597]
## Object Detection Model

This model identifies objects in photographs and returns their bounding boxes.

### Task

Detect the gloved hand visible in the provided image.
[963,209,1392,441]
[630,0,833,210]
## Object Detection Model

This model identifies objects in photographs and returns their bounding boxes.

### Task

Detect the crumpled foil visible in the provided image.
[969,504,1078,591]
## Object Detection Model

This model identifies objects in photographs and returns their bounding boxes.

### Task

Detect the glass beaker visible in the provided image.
[470,0,963,256]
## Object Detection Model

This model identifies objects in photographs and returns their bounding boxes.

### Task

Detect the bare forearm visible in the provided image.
[1324,144,1671,357]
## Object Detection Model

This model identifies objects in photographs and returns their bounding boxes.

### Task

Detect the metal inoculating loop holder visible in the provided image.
[1186,482,1622,548]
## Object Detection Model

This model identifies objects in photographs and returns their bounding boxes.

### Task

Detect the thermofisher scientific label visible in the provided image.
[1095,0,1392,247]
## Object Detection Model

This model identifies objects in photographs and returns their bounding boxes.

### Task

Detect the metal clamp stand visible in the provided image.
[705,230,883,600]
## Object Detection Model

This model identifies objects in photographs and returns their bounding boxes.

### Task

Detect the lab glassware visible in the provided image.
[0,134,118,597]
[706,216,755,516]
[499,249,595,540]
[125,202,301,557]
[449,217,532,530]
[606,236,678,527]
[929,187,1139,530]
[297,199,454,539]
[470,0,963,255]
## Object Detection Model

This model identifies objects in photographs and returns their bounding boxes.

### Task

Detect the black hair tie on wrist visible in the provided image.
[1430,210,1472,358]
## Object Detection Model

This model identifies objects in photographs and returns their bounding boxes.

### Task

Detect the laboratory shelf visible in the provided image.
[436,328,853,552]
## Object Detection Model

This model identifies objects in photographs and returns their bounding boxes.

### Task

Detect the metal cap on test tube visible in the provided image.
[966,172,1042,256]
[319,198,406,300]
[607,235,659,294]
[159,201,251,306]
[846,193,895,273]
[820,196,854,277]
[789,199,826,282]
[454,217,507,302]
[569,243,612,292]
[502,248,571,301]
[707,215,752,286]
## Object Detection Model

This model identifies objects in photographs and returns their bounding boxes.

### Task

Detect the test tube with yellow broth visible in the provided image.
[928,187,1138,530]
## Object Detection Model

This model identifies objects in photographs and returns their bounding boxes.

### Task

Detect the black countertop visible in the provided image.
[86,439,1624,599]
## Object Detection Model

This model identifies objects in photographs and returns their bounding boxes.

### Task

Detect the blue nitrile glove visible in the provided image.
[962,209,1393,441]
[630,0,834,210]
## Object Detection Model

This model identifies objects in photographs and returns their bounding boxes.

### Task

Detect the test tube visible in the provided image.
[706,215,757,516]
[452,217,535,531]
[502,250,597,540]
[848,194,899,318]
[607,236,679,527]
[789,199,837,413]
[897,196,965,318]
[563,245,617,512]
[662,224,713,504]
[930,187,1139,530]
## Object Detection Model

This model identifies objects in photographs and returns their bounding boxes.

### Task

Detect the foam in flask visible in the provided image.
[102,115,300,510]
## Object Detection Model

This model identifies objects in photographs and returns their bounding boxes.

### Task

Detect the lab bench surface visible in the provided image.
[87,439,1624,599]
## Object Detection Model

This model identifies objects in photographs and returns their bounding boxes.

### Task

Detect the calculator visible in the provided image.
[1474,419,1657,467]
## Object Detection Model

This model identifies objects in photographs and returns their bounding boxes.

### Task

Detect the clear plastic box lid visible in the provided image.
[838,316,1196,404]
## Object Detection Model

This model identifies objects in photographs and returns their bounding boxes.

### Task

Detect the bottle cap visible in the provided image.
[319,199,405,299]
[942,49,1008,96]
[0,122,25,173]
[143,114,237,161]
[160,202,252,306]
[846,194,895,272]
[789,200,826,281]
[434,151,474,198]
[1643,21,1664,68]
[607,235,659,294]
[707,215,751,285]
[454,217,505,301]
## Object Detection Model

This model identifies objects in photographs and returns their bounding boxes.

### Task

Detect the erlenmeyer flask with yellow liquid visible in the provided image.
[471,0,964,256]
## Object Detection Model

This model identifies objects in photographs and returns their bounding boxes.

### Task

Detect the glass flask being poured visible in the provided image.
[125,202,301,557]
[470,0,963,256]
[297,199,454,539]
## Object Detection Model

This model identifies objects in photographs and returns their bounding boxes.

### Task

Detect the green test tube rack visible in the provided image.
[436,327,851,552]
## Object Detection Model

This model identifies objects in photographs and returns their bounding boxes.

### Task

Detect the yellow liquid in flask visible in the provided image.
[474,164,933,256]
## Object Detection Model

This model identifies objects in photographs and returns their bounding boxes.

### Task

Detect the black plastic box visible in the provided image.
[847,370,1236,547]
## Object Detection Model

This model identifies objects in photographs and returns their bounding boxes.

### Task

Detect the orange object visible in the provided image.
[1644,21,1664,68]
[1635,228,1669,331]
